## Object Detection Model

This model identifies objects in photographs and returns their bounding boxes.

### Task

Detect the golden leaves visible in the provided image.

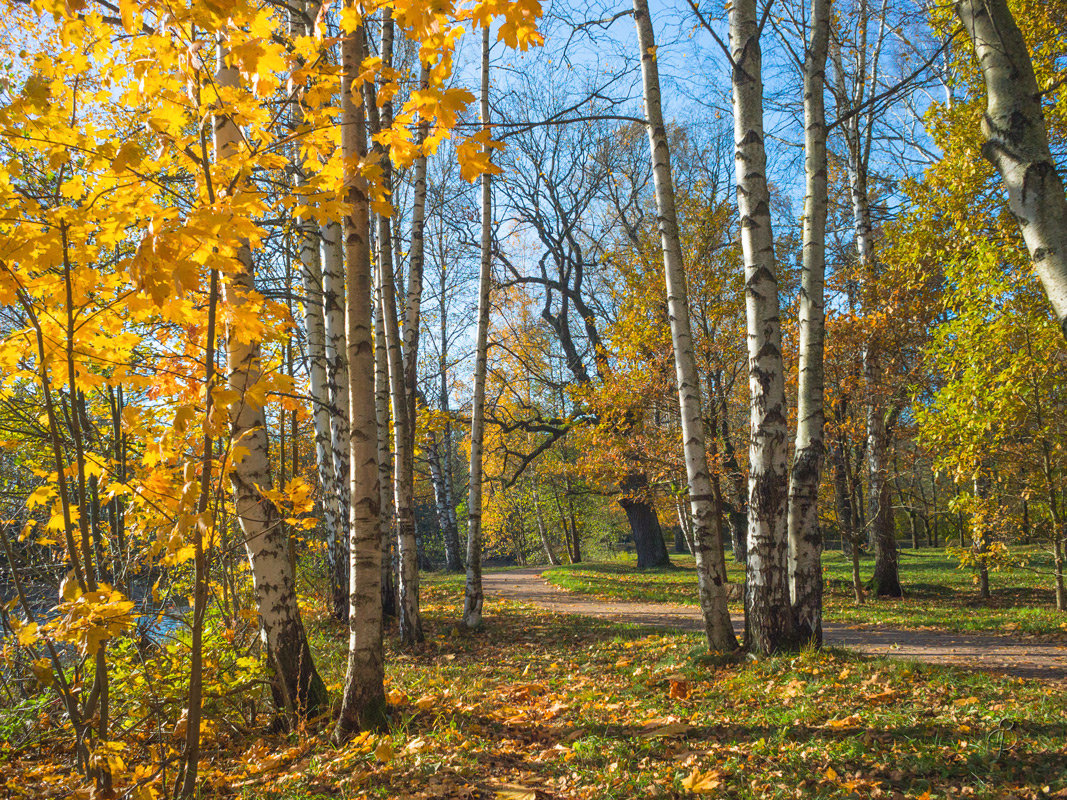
[456,128,504,182]
[49,579,137,657]
[680,767,723,793]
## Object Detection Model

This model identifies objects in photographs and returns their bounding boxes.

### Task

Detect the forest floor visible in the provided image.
[491,567,1067,682]
[6,578,1067,800]
[261,579,1066,800]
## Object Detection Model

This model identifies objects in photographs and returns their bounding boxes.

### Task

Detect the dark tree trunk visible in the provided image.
[869,480,902,597]
[566,490,582,563]
[729,510,747,563]
[674,528,687,553]
[619,475,670,568]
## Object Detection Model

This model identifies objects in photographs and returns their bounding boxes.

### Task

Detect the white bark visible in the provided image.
[402,61,431,443]
[956,0,1067,337]
[831,32,902,599]
[633,0,736,652]
[787,0,830,645]
[322,220,351,600]
[374,261,397,615]
[335,15,385,737]
[463,26,492,629]
[367,13,422,644]
[427,428,462,570]
[299,226,346,619]
[215,46,325,712]
[730,0,797,653]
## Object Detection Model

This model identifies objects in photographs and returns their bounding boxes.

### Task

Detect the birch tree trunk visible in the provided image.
[463,26,492,629]
[427,429,463,570]
[299,212,346,620]
[848,158,901,597]
[787,0,830,645]
[730,0,798,654]
[533,487,561,565]
[633,0,736,651]
[403,61,431,444]
[320,222,354,622]
[322,220,351,613]
[335,14,385,738]
[215,47,326,714]
[435,247,463,572]
[289,0,346,622]
[956,0,1067,337]
[675,498,696,555]
[368,13,422,644]
[375,267,398,619]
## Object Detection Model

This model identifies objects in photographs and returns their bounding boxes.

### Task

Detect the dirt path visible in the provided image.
[481,567,1067,682]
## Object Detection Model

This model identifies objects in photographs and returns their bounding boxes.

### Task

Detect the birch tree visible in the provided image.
[370,11,423,644]
[632,0,736,652]
[375,265,398,619]
[730,0,798,653]
[464,26,493,629]
[830,4,902,598]
[290,0,346,621]
[787,0,831,644]
[215,42,326,714]
[955,0,1067,339]
[322,219,352,616]
[335,10,385,737]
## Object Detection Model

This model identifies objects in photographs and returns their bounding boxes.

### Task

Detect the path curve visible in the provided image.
[482,566,1067,683]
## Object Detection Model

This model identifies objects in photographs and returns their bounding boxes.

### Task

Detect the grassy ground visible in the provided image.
[263,581,1066,799]
[544,549,1067,638]
[6,577,1066,799]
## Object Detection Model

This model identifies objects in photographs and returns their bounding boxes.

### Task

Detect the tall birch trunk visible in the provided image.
[323,222,352,599]
[299,213,346,620]
[215,47,326,714]
[375,267,398,618]
[427,428,463,570]
[435,246,463,571]
[633,0,736,651]
[787,0,830,645]
[675,497,696,555]
[290,0,346,622]
[403,61,431,444]
[730,0,798,654]
[831,14,902,599]
[846,152,900,597]
[323,219,352,585]
[367,13,422,644]
[956,0,1067,337]
[463,26,492,629]
[335,14,385,738]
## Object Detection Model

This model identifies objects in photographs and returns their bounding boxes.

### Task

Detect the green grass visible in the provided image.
[544,548,1067,637]
[260,579,1066,799]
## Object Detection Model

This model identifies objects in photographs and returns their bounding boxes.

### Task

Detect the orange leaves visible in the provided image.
[681,767,723,793]
[465,0,545,50]
[456,128,503,182]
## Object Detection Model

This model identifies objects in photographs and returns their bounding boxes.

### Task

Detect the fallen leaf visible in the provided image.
[669,679,690,700]
[824,715,861,729]
[493,783,537,799]
[681,768,722,793]
[640,721,692,739]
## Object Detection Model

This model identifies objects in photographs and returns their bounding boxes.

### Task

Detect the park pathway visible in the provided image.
[481,566,1067,682]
